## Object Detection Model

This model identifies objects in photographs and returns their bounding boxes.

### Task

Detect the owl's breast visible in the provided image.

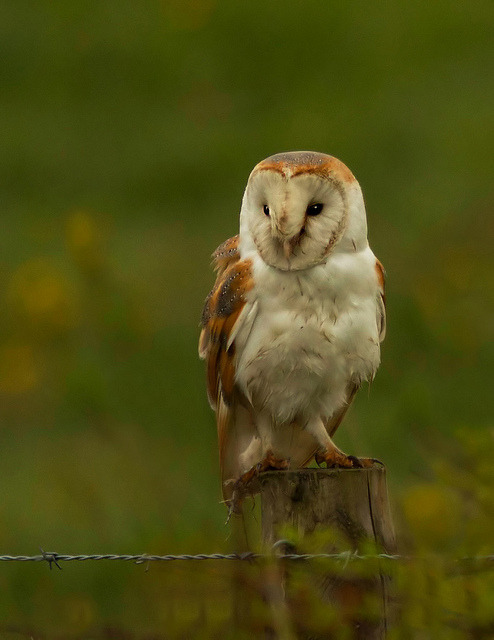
[234,253,381,423]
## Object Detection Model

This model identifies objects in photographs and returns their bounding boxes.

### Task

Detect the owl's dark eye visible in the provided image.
[263,204,270,216]
[306,203,324,216]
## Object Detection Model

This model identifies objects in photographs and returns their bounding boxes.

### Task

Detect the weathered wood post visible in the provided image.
[260,466,396,639]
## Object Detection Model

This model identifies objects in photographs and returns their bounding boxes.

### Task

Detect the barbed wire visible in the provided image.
[0,549,493,572]
[0,550,401,570]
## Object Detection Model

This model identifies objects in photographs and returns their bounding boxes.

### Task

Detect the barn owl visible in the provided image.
[199,151,386,514]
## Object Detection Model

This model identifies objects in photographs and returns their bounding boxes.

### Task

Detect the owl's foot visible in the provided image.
[226,451,290,522]
[315,449,382,469]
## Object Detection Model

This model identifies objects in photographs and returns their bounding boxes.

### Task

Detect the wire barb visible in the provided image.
[40,549,62,571]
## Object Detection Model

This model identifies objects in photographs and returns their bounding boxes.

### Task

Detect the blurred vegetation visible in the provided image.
[0,0,492,636]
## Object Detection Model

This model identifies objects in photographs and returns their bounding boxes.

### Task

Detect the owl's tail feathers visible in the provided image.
[217,400,258,505]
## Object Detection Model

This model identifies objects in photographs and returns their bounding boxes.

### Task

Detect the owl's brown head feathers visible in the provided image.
[253,151,356,184]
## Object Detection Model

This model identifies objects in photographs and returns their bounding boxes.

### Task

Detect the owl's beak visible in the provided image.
[282,231,303,259]
[272,213,304,259]
[283,240,292,260]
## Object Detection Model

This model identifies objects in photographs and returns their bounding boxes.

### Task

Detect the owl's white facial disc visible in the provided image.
[240,152,357,272]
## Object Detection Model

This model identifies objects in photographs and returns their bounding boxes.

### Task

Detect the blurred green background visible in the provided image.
[0,0,492,636]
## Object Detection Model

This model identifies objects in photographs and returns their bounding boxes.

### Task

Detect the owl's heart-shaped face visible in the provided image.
[240,152,360,271]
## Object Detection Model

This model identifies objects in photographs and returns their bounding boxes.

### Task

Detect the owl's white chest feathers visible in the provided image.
[235,246,381,424]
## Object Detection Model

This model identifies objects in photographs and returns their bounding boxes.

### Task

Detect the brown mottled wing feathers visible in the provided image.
[199,235,240,336]
[199,236,253,407]
[199,235,239,360]
[211,235,240,274]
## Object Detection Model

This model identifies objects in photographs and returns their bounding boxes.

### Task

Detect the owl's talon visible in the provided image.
[315,449,379,469]
[315,451,325,467]
[262,450,290,471]
[355,456,381,468]
[348,455,362,468]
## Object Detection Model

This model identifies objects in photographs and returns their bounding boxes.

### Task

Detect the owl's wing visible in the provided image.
[199,236,258,498]
[199,235,255,406]
[311,259,385,456]
[199,235,240,365]
[375,258,386,342]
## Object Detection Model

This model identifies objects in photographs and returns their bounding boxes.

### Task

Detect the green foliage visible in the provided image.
[0,0,492,636]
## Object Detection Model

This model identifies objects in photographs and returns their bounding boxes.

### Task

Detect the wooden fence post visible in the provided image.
[260,466,396,639]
